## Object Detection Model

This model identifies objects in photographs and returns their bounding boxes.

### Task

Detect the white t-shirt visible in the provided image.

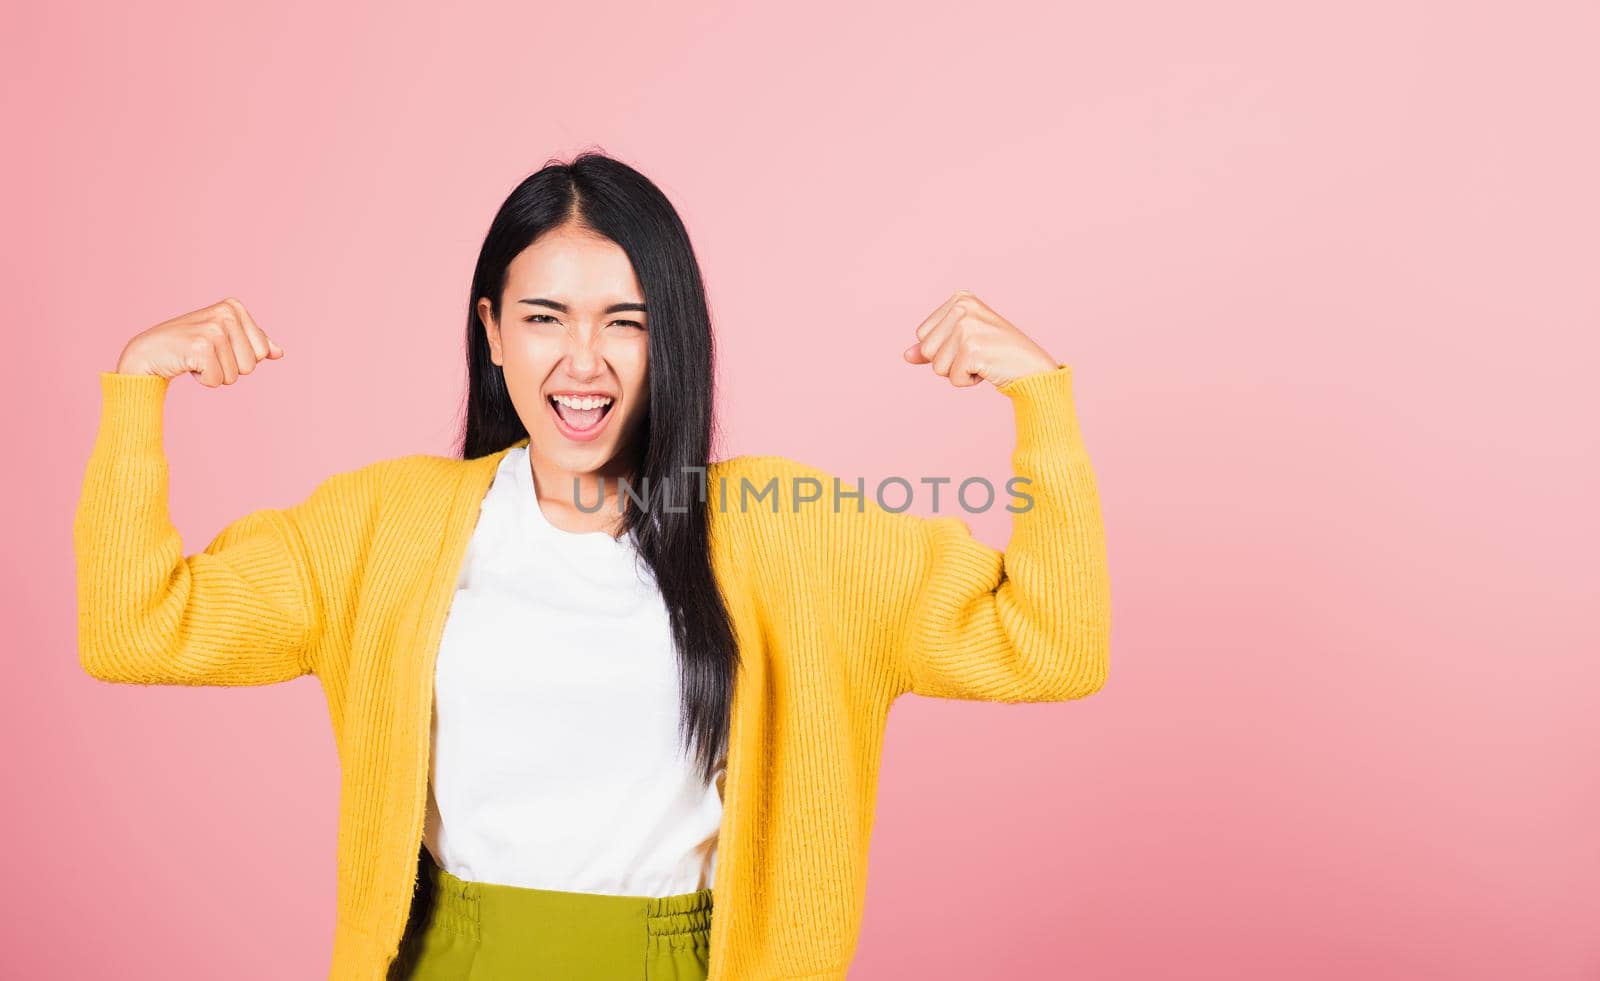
[422,445,725,896]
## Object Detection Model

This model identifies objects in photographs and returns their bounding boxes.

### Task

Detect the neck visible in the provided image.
[527,447,641,536]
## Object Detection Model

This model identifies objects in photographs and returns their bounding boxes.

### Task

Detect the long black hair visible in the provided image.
[458,151,740,785]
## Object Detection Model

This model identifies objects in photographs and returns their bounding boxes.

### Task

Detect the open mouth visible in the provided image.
[548,394,615,434]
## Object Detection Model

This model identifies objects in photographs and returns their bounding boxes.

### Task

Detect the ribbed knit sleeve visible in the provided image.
[799,363,1111,702]
[72,371,369,686]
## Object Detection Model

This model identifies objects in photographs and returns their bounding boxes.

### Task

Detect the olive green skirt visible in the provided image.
[388,848,713,980]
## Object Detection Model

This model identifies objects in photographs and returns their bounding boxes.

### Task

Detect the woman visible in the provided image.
[73,152,1112,980]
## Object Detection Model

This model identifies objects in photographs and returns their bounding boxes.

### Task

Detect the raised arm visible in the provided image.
[72,370,372,686]
[795,362,1111,702]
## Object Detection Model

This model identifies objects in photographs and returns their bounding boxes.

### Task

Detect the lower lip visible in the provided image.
[548,398,615,443]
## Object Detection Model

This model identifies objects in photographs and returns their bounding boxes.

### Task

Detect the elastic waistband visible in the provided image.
[419,849,713,941]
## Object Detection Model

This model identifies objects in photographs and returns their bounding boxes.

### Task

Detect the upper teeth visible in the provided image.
[552,394,613,410]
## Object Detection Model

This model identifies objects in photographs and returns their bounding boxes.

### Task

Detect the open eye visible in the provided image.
[522,314,644,330]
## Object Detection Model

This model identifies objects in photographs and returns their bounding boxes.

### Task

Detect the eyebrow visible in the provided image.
[517,298,647,315]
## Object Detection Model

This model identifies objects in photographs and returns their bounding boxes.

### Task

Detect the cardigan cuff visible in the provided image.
[96,370,171,460]
[995,363,1086,454]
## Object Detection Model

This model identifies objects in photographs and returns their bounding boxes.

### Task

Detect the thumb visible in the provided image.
[902,342,929,364]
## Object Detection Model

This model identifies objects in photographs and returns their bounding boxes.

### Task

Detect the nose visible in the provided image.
[561,332,604,378]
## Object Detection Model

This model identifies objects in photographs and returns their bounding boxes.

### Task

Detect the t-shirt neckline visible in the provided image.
[508,446,632,551]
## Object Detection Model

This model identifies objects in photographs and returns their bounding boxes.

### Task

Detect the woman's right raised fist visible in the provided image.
[115,298,285,386]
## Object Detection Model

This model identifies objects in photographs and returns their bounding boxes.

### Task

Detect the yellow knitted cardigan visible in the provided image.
[73,363,1110,980]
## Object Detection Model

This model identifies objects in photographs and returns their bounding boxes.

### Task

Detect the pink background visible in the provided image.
[6,1,1597,977]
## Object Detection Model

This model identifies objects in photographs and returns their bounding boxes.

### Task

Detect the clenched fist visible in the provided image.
[115,298,285,387]
[902,289,1060,389]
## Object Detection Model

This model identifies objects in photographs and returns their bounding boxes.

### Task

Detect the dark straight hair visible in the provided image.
[457,151,740,785]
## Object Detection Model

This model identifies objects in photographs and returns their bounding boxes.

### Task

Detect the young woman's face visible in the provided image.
[479,224,650,476]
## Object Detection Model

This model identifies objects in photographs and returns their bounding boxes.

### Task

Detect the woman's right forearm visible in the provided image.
[72,371,315,686]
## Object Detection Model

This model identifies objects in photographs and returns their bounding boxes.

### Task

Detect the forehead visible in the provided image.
[504,228,643,302]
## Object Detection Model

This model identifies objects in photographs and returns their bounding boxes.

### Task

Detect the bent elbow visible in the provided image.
[76,614,155,685]
[1036,662,1107,701]
[1029,625,1111,702]
[1067,662,1109,699]
[78,643,124,684]
[77,627,132,684]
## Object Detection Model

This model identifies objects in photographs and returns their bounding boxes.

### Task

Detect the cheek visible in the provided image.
[503,329,564,365]
[617,336,650,394]
[499,370,544,427]
[497,341,556,419]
